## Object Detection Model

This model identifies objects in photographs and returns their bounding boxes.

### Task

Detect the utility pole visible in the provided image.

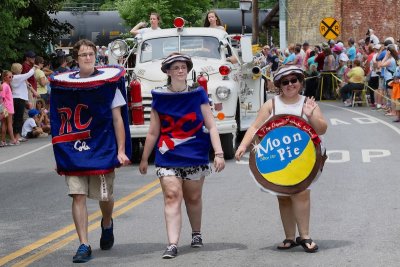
[252,0,259,44]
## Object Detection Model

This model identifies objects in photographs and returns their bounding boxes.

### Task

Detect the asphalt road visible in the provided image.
[1,101,400,266]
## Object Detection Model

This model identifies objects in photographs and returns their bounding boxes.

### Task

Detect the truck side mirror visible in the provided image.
[240,36,253,63]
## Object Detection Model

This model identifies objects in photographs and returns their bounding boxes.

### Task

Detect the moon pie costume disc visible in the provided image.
[249,114,327,195]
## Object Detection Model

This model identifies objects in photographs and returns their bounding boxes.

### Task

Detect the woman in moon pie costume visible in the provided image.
[236,65,328,253]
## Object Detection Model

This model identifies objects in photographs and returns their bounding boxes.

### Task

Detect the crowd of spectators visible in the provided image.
[0,47,109,147]
[254,28,400,123]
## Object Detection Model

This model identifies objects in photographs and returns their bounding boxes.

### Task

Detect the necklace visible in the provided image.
[167,85,187,93]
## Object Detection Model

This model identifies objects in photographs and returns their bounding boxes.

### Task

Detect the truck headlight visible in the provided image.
[216,86,231,100]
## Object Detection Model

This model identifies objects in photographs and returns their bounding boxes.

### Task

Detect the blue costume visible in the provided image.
[49,66,131,175]
[151,87,211,167]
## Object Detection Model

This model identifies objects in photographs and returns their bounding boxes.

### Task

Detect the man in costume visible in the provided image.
[50,39,131,263]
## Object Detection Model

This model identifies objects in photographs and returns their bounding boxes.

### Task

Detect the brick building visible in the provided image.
[264,0,400,48]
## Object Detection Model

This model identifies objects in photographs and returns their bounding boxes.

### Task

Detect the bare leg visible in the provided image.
[6,115,16,143]
[1,119,6,142]
[277,196,296,247]
[72,194,89,245]
[291,190,316,249]
[183,177,205,233]
[160,176,183,245]
[99,200,114,227]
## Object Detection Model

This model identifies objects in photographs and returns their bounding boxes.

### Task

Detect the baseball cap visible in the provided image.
[24,50,36,58]
[373,44,382,50]
[66,55,73,63]
[321,42,329,48]
[28,109,40,118]
[384,37,395,47]
[339,53,349,62]
[332,44,343,53]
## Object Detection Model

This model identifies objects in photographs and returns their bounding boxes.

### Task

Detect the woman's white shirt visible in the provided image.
[11,68,35,100]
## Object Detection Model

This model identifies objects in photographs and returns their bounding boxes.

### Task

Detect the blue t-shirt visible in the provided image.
[377,50,387,77]
[347,46,356,61]
[283,53,295,64]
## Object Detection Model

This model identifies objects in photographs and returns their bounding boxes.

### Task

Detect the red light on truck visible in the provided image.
[173,17,185,28]
[219,65,231,76]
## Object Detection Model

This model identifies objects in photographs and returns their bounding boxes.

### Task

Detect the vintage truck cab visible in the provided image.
[109,17,265,160]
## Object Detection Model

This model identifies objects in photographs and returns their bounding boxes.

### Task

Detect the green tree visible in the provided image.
[0,0,31,69]
[116,0,212,29]
[0,0,72,69]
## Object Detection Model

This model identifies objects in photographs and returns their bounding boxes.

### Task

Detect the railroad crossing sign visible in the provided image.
[320,17,340,40]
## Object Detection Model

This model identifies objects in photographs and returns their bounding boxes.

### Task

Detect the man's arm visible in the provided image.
[112,107,130,166]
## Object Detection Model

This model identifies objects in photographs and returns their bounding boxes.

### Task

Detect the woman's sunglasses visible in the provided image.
[281,77,299,86]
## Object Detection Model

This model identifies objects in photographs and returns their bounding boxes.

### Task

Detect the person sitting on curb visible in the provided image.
[21,109,46,139]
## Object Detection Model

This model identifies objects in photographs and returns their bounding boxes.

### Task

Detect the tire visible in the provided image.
[220,133,235,159]
[235,100,245,147]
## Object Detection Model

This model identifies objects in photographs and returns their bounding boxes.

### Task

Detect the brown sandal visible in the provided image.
[296,237,318,253]
[277,239,298,250]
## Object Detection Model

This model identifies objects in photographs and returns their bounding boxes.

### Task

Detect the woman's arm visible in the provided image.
[130,22,147,35]
[201,103,225,172]
[38,76,47,87]
[303,97,328,135]
[14,68,35,82]
[139,109,160,174]
[235,99,273,160]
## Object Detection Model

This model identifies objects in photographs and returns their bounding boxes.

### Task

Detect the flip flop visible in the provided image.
[277,239,298,250]
[296,237,318,253]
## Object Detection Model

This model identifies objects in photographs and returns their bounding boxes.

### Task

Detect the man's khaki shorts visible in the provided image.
[65,172,115,201]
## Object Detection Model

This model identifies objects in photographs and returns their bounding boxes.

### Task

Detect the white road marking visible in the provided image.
[0,143,52,165]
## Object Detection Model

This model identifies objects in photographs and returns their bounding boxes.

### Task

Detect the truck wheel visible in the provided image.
[220,133,235,159]
[235,101,245,147]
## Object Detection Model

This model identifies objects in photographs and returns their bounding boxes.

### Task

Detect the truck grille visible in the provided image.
[142,96,153,121]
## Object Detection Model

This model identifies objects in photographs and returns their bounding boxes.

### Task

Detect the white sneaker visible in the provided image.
[39,133,49,138]
[344,101,352,107]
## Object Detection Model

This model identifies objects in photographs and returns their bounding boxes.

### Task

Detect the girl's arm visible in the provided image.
[201,103,225,172]
[139,109,160,174]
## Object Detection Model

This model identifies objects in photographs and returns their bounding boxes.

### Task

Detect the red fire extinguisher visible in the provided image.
[197,72,209,94]
[130,79,144,125]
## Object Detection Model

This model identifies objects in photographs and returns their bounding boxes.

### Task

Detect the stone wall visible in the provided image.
[284,0,399,47]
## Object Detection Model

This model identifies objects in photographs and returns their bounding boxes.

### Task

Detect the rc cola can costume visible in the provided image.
[49,66,131,175]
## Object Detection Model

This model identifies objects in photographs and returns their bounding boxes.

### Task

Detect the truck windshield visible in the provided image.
[140,36,220,62]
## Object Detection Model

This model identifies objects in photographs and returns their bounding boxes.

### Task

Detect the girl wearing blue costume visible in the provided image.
[139,53,225,259]
[235,66,328,253]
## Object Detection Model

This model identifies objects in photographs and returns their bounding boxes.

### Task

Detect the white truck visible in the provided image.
[109,18,266,161]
